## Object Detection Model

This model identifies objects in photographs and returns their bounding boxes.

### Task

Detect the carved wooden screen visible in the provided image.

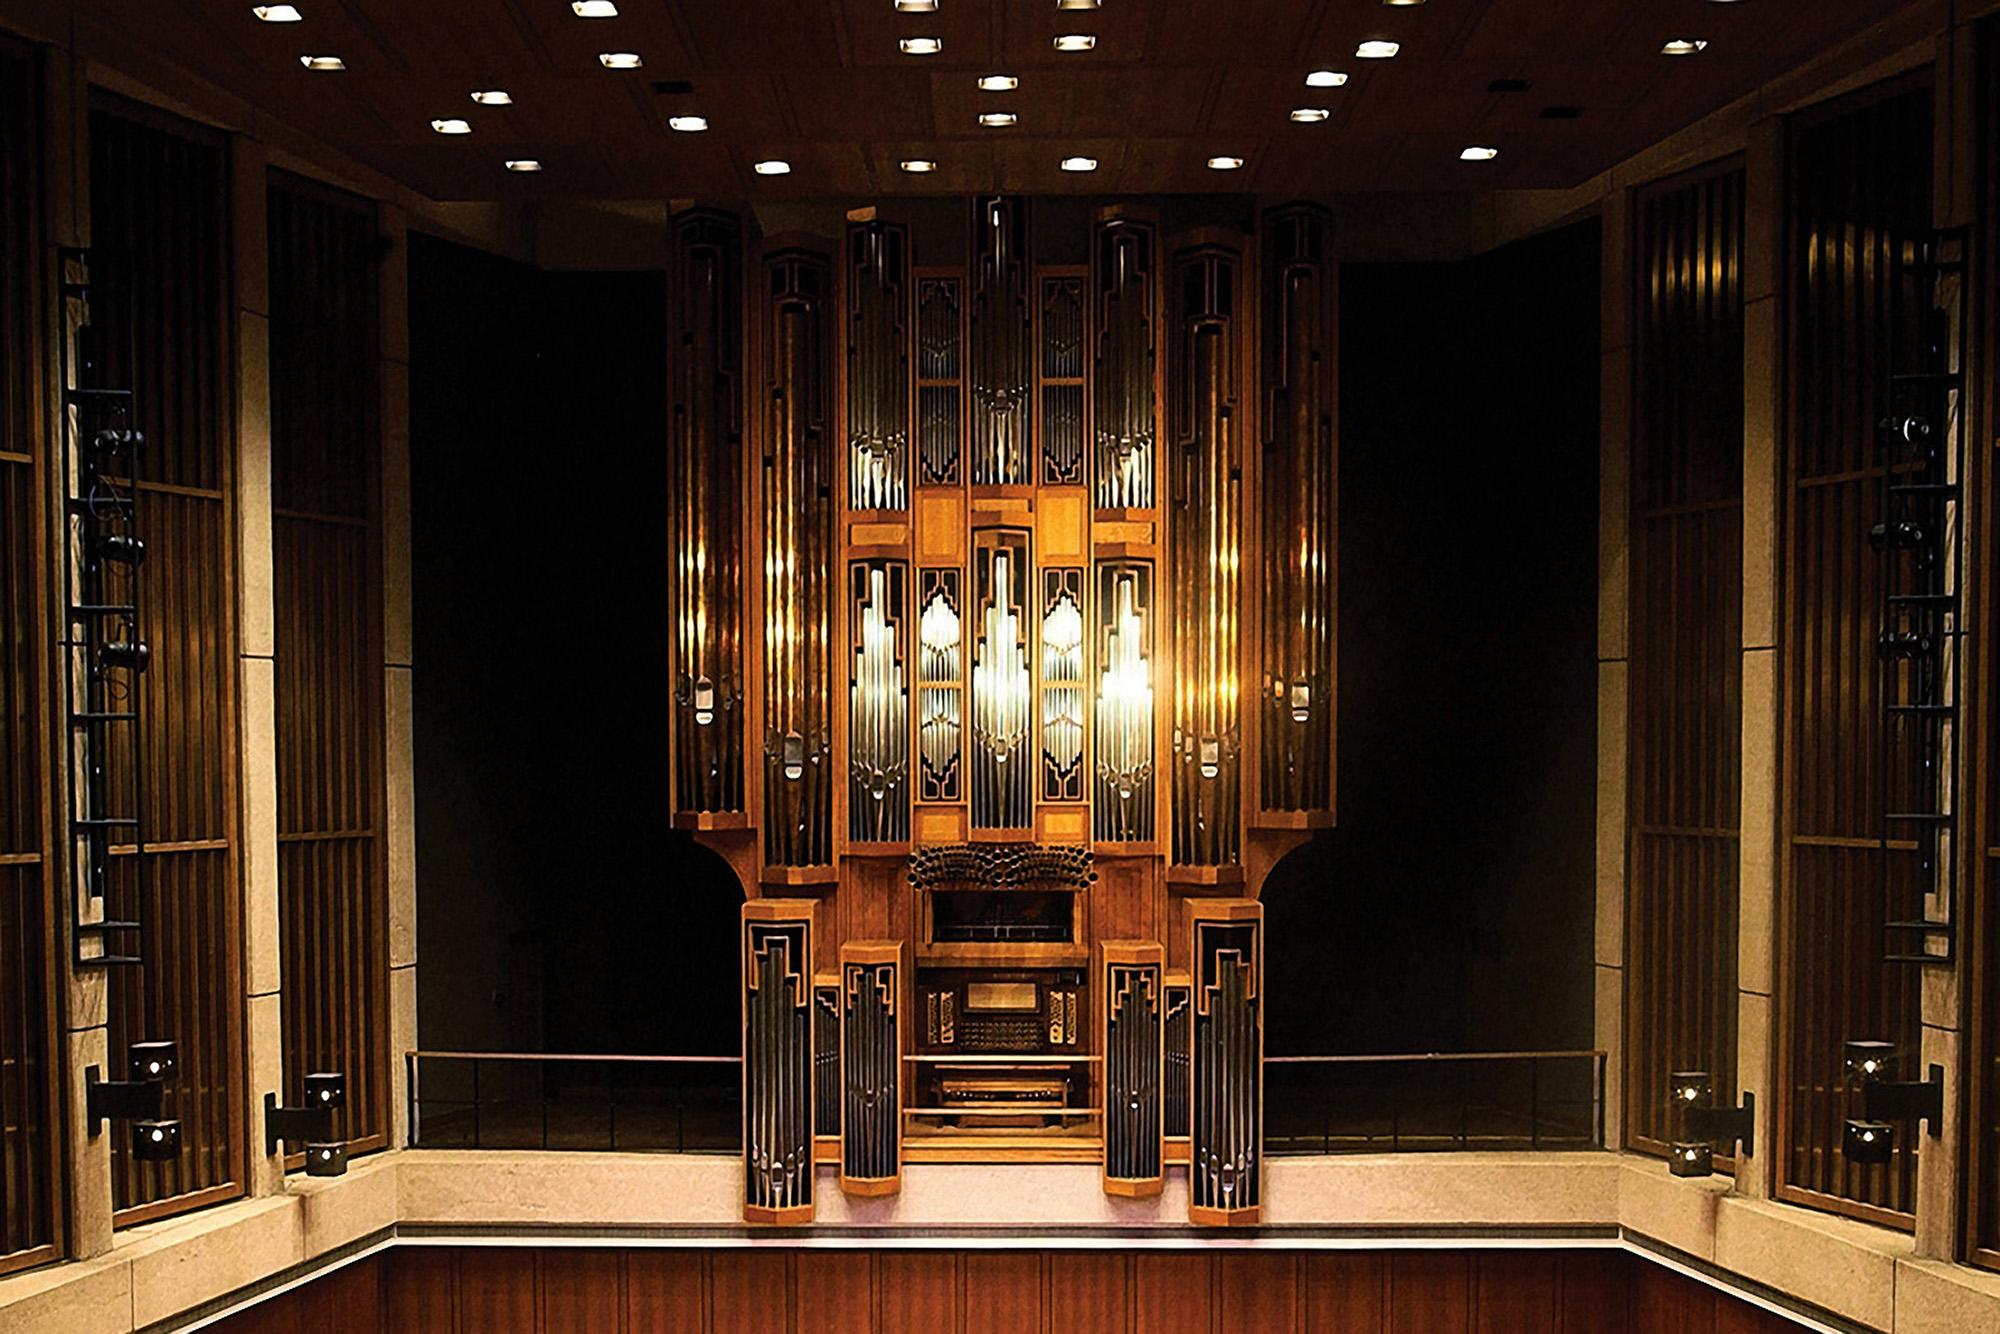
[1626,162,1745,1158]
[1101,940,1164,1196]
[742,902,814,1224]
[0,35,56,1275]
[1189,903,1261,1225]
[1779,76,1932,1225]
[91,97,244,1223]
[840,941,901,1195]
[268,172,387,1152]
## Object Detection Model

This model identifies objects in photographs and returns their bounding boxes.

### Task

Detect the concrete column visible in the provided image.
[380,204,417,1147]
[47,43,114,1263]
[230,137,287,1199]
[1734,117,1785,1202]
[1595,187,1633,1150]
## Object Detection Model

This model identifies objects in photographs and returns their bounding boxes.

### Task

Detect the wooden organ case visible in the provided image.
[673,200,1338,1225]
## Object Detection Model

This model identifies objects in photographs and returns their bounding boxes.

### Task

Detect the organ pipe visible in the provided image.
[1093,562,1154,841]
[1259,204,1337,813]
[1169,242,1243,867]
[1040,568,1085,801]
[916,276,963,485]
[841,943,902,1194]
[742,906,814,1224]
[671,210,745,813]
[1040,274,1086,486]
[969,197,1033,486]
[1093,213,1158,510]
[761,245,836,866]
[917,569,963,801]
[971,530,1033,829]
[847,219,911,510]
[1189,905,1261,1226]
[848,561,910,841]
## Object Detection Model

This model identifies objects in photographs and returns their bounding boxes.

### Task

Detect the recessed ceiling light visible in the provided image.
[978,74,1019,91]
[668,115,708,132]
[599,51,643,68]
[573,1,618,15]
[1357,40,1400,58]
[431,118,471,135]
[1305,70,1349,88]
[1207,156,1244,170]
[1459,145,1499,161]
[505,159,543,172]
[901,159,938,173]
[298,55,345,71]
[470,90,513,105]
[1384,0,1426,6]
[1053,34,1097,52]
[979,112,1018,127]
[1058,0,1101,10]
[1060,155,1097,172]
[753,159,792,175]
[894,0,937,10]
[253,5,303,21]
[1661,38,1709,56]
[1290,107,1331,123]
[900,37,942,55]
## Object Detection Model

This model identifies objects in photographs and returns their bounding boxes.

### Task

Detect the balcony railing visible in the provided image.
[1264,1050,1606,1155]
[406,1051,740,1153]
[404,1048,1604,1156]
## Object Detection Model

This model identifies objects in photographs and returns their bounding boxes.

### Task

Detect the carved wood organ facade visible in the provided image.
[683,200,1335,1225]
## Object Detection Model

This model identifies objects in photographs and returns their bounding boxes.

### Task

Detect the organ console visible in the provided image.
[681,197,1337,1223]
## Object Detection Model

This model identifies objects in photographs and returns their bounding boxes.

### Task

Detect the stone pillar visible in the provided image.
[1734,117,1785,1202]
[381,204,418,1147]
[1594,187,1633,1151]
[230,136,287,1199]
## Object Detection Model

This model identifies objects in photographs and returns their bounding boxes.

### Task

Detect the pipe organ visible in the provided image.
[678,198,1335,1223]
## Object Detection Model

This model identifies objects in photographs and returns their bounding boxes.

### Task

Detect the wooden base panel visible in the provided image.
[903,1131,1105,1164]
[1102,1175,1164,1199]
[743,1203,815,1226]
[1164,1138,1190,1164]
[814,1137,838,1164]
[840,1175,902,1198]
[1187,1204,1260,1227]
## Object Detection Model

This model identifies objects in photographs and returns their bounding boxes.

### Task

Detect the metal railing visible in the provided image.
[405,1047,1603,1157]
[406,1052,740,1153]
[1264,1050,1606,1155]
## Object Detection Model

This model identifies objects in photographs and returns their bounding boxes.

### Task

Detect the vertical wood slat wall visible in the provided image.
[268,172,387,1151]
[0,34,56,1275]
[89,97,244,1223]
[1972,17,2000,1274]
[1624,162,1746,1157]
[1777,75,1933,1226]
[203,1246,1804,1334]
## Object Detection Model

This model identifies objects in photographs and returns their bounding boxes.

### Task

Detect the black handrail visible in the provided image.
[407,1052,741,1153]
[1263,1050,1607,1155]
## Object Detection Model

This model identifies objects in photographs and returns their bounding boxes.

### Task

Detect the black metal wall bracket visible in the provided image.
[1863,1064,1945,1136]
[1682,1090,1755,1159]
[85,1064,162,1136]
[264,1092,334,1157]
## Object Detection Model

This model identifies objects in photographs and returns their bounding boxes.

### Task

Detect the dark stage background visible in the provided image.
[409,215,1600,1061]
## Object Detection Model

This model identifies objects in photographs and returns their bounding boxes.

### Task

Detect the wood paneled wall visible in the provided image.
[89,96,244,1223]
[204,1246,1809,1334]
[1777,75,1933,1226]
[268,171,387,1151]
[1624,162,1746,1157]
[0,33,56,1275]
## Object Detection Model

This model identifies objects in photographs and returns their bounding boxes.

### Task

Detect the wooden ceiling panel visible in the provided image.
[63,0,1914,200]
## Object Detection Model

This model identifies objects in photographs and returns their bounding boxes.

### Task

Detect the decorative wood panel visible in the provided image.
[1169,239,1244,869]
[268,171,388,1152]
[741,901,814,1223]
[1093,559,1156,843]
[759,242,834,865]
[1092,211,1158,511]
[915,272,963,487]
[90,95,244,1222]
[1625,162,1745,1158]
[840,940,902,1194]
[970,527,1034,830]
[1779,75,1932,1225]
[1101,940,1164,1196]
[847,560,910,841]
[0,33,53,1275]
[847,218,909,512]
[671,209,746,816]
[1257,203,1337,815]
[968,197,1032,487]
[1189,901,1261,1225]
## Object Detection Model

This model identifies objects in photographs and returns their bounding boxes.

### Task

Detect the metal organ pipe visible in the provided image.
[1093,564,1154,841]
[971,541,1033,829]
[848,562,909,841]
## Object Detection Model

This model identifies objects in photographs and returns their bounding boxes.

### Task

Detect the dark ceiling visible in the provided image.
[71,0,1909,200]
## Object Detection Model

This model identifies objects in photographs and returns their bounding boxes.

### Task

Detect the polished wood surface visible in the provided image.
[90,92,246,1226]
[203,1246,1811,1333]
[1624,159,1745,1161]
[57,1,1915,200]
[0,30,56,1277]
[1975,19,2000,1277]
[269,169,389,1153]
[1776,72,1931,1229]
